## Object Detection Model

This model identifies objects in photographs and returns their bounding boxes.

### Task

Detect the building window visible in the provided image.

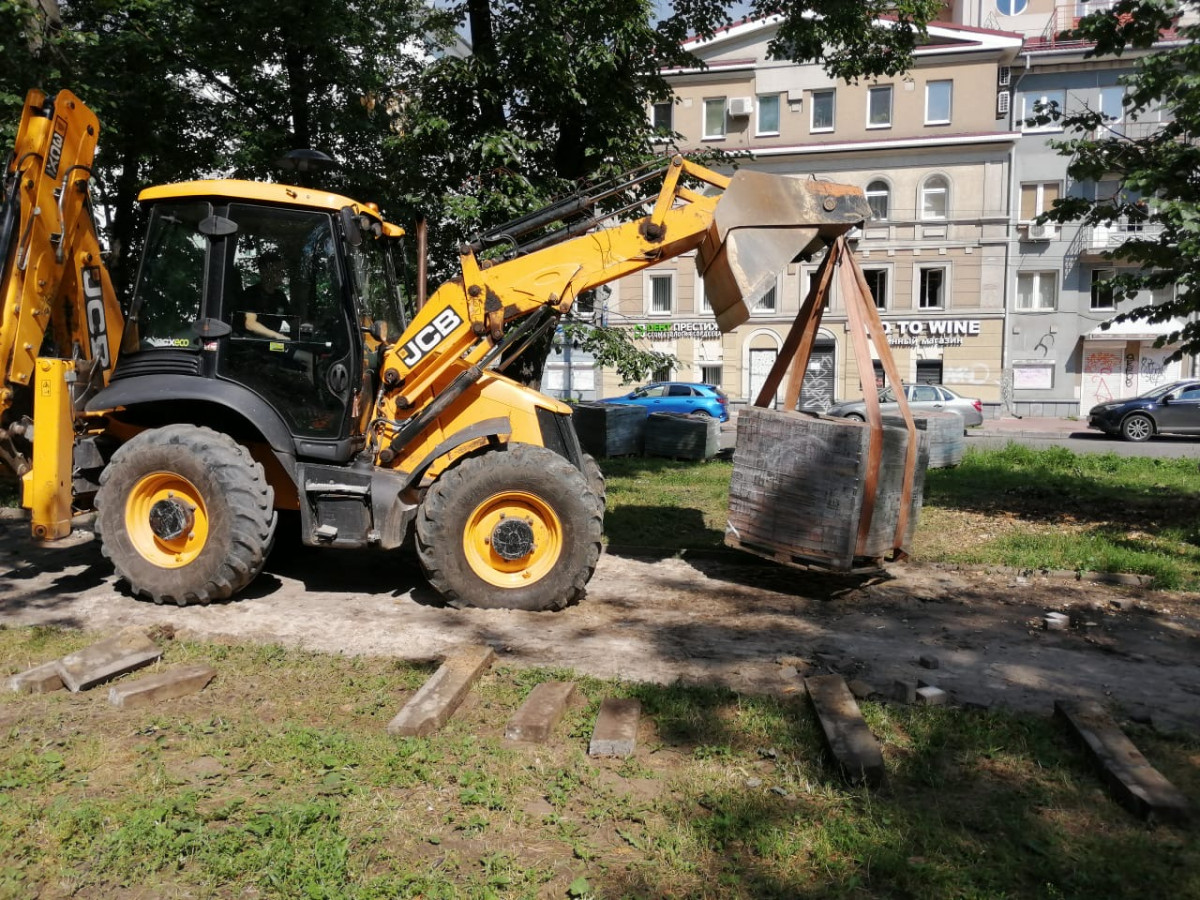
[862,267,889,310]
[696,275,710,313]
[1098,86,1125,124]
[925,80,952,125]
[653,363,673,382]
[652,100,673,132]
[1091,268,1116,310]
[699,364,722,386]
[918,266,947,309]
[647,271,674,315]
[1020,90,1066,131]
[1016,271,1058,310]
[752,281,778,314]
[997,0,1028,14]
[1019,181,1061,221]
[810,89,835,132]
[867,85,893,128]
[921,175,950,220]
[703,98,726,139]
[757,94,780,135]
[865,179,890,221]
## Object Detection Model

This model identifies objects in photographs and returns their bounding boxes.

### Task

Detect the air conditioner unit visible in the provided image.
[727,96,754,117]
[1025,222,1056,241]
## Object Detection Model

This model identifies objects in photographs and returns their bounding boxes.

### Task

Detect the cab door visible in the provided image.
[217,204,359,444]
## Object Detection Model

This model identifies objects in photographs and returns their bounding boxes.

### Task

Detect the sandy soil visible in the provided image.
[3,511,1198,733]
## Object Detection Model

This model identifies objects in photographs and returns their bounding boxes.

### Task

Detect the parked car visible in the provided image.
[601,381,730,422]
[1086,379,1200,442]
[826,383,984,428]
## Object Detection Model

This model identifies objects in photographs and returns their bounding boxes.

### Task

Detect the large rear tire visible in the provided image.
[95,425,277,605]
[416,444,603,611]
[582,452,607,509]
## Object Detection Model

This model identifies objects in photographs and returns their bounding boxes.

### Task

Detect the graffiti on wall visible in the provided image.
[798,353,834,412]
[1083,349,1121,406]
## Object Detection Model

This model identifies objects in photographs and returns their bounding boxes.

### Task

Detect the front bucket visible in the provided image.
[696,171,870,332]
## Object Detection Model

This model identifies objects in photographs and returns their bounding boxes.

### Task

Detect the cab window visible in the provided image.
[129,202,212,349]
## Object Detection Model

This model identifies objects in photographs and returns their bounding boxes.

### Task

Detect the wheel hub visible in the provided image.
[148,496,194,541]
[490,517,535,561]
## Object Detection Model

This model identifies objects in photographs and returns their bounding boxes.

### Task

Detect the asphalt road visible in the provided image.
[969,430,1200,459]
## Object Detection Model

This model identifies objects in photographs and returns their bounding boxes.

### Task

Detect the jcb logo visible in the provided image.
[399,307,463,367]
[45,116,68,180]
[83,266,110,368]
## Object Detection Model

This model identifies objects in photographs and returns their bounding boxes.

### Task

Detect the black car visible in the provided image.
[1087,379,1200,442]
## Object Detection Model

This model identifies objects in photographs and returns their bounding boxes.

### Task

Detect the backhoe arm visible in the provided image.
[0,89,123,469]
[378,157,870,426]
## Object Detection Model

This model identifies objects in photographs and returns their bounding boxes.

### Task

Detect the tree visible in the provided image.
[391,0,941,384]
[1038,0,1200,356]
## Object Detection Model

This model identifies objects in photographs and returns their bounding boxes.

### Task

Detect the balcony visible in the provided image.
[1074,219,1165,257]
[1027,1,1179,51]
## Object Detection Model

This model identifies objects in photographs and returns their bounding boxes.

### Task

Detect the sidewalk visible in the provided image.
[973,415,1088,439]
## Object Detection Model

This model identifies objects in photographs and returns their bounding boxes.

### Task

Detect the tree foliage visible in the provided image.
[1039,0,1200,356]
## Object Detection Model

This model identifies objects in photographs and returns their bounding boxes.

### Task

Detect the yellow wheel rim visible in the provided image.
[463,490,563,589]
[124,471,209,569]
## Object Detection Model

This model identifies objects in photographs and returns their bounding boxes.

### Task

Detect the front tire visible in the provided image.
[1121,413,1154,442]
[416,444,603,611]
[95,425,277,605]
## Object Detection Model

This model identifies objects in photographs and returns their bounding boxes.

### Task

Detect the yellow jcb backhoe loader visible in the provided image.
[0,89,870,611]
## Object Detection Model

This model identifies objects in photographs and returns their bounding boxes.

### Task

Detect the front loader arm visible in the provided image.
[0,90,123,457]
[377,157,870,428]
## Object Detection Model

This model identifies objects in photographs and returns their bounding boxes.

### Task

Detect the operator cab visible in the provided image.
[108,181,407,460]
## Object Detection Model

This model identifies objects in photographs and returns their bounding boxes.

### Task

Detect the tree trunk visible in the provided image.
[466,0,507,132]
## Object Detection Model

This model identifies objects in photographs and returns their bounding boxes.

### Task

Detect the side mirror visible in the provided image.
[1162,393,1175,404]
[363,320,388,342]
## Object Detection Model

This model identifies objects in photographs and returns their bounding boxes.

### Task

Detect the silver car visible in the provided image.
[826,383,984,427]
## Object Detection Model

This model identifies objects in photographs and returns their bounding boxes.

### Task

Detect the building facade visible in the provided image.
[598,3,1195,416]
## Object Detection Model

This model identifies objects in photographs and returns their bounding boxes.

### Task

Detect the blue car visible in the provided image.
[601,381,730,422]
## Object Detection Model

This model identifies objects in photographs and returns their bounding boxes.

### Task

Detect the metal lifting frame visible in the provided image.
[751,236,918,562]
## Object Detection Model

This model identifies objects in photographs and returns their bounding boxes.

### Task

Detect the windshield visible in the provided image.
[1138,382,1185,400]
[347,234,408,339]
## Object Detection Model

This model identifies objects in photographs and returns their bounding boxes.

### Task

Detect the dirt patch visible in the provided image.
[2,514,1198,733]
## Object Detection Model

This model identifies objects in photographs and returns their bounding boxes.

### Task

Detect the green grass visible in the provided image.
[2,628,1197,899]
[599,445,1200,589]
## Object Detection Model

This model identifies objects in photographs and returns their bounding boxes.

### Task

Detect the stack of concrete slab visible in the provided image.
[571,403,647,458]
[726,407,928,571]
[887,411,965,468]
[644,412,719,460]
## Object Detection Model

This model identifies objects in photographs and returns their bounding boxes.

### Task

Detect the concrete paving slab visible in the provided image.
[7,660,64,694]
[387,645,495,737]
[589,697,641,757]
[1055,699,1189,824]
[107,664,216,709]
[505,681,576,743]
[806,674,884,787]
[54,629,162,692]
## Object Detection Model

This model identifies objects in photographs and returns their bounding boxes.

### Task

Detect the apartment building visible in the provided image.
[602,3,1194,416]
[602,17,1023,412]
[948,0,1194,415]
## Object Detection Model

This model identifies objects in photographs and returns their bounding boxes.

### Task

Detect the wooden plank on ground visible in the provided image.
[1055,700,1189,824]
[387,646,495,737]
[805,674,884,787]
